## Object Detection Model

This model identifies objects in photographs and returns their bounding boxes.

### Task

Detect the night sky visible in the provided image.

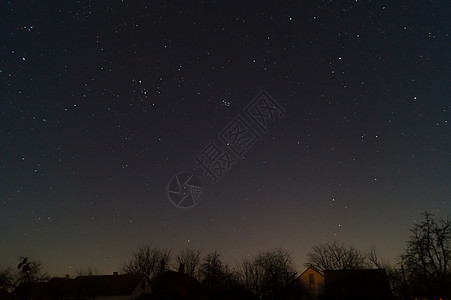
[1,1,450,277]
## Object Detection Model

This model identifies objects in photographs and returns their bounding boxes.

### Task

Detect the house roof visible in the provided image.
[150,271,207,298]
[9,282,50,300]
[73,274,148,297]
[297,266,324,278]
[10,274,149,299]
[324,269,392,299]
[47,277,76,296]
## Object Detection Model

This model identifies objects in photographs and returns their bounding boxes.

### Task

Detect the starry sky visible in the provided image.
[1,1,450,277]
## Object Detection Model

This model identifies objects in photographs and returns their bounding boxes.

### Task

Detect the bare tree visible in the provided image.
[254,248,298,298]
[75,266,98,276]
[199,251,235,293]
[16,257,48,284]
[401,211,451,297]
[174,248,201,278]
[305,241,367,273]
[367,246,405,297]
[0,267,14,290]
[237,257,265,298]
[122,244,172,280]
[367,246,391,269]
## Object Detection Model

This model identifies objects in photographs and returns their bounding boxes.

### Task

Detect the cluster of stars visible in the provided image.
[0,0,449,276]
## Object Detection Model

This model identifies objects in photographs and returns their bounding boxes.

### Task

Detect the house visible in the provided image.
[9,273,152,300]
[147,270,207,300]
[9,281,50,300]
[70,274,152,300]
[323,269,393,300]
[294,266,325,299]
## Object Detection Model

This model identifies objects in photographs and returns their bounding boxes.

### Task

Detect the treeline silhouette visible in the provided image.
[1,211,450,299]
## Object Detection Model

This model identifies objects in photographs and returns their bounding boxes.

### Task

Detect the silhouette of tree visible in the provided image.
[75,266,98,276]
[367,246,404,298]
[255,248,298,298]
[305,241,367,273]
[237,249,298,298]
[401,211,451,297]
[174,248,201,279]
[199,251,235,294]
[0,267,14,290]
[237,256,265,298]
[16,257,48,284]
[122,244,172,280]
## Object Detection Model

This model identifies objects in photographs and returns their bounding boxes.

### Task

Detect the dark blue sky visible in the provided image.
[1,0,450,276]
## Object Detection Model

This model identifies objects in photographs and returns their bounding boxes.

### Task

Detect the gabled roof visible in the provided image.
[297,266,324,278]
[47,277,76,297]
[73,275,148,297]
[150,271,207,299]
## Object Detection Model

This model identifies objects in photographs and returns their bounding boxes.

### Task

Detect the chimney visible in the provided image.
[178,263,185,274]
[113,272,118,276]
[65,274,70,279]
